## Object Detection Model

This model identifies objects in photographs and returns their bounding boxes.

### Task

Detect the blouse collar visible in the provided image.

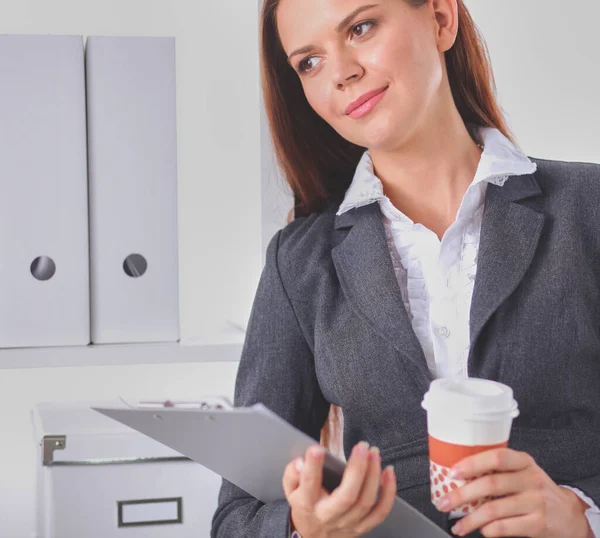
[336,125,537,216]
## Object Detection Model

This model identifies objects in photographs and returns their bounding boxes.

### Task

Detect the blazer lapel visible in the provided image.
[469,173,545,357]
[331,171,544,382]
[332,203,433,382]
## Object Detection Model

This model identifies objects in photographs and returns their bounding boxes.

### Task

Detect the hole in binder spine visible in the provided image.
[123,254,148,277]
[30,256,56,281]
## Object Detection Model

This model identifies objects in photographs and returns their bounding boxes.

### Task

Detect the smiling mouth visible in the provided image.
[346,86,389,119]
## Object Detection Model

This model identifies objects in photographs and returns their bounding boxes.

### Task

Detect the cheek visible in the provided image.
[303,83,338,122]
[378,26,440,89]
[403,30,443,88]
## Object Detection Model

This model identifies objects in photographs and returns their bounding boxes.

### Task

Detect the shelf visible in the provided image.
[0,341,243,370]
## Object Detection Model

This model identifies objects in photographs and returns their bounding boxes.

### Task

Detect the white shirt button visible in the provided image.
[435,326,450,338]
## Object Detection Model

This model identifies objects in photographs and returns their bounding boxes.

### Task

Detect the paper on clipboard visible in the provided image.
[92,400,450,537]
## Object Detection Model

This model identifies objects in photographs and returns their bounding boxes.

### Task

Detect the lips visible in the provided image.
[345,86,389,116]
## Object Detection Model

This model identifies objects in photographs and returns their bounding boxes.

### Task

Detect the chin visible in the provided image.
[348,114,399,151]
[359,129,397,152]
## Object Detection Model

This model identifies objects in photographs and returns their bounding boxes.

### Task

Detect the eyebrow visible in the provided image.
[286,4,380,65]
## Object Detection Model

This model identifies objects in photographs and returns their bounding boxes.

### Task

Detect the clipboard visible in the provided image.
[92,399,450,537]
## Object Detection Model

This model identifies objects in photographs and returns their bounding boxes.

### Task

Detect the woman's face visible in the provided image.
[276,0,457,152]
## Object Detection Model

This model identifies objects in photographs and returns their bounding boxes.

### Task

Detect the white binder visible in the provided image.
[86,36,180,344]
[94,400,451,538]
[0,34,90,348]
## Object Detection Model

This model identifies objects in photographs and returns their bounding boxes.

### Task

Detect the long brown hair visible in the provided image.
[268,0,513,452]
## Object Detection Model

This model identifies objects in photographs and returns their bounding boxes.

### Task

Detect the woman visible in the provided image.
[212,0,600,537]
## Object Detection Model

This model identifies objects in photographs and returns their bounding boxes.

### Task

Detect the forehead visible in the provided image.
[276,0,389,52]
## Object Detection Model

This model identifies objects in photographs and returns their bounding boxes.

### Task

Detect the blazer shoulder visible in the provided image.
[269,202,339,292]
[529,156,600,197]
[278,203,338,260]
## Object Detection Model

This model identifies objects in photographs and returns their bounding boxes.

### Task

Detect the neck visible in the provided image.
[368,111,483,239]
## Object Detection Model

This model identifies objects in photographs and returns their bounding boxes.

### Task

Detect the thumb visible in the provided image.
[282,457,303,498]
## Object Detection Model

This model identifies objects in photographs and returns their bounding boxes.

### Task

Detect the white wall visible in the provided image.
[1,0,599,536]
[463,0,600,163]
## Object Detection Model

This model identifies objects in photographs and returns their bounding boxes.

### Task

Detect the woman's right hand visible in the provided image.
[282,441,397,538]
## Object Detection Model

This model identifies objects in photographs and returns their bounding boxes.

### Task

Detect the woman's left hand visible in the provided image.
[437,447,592,537]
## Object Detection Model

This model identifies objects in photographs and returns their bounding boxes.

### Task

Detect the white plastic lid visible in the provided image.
[421,378,519,422]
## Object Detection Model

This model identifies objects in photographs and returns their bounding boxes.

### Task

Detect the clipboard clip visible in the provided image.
[118,395,233,410]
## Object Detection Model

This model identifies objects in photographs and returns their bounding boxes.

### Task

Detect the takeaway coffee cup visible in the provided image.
[421,378,519,518]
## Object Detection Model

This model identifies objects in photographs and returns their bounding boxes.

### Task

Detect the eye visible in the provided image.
[350,20,375,38]
[297,56,321,74]
[295,20,375,75]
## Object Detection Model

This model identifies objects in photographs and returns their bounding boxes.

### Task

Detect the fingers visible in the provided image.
[298,445,326,506]
[447,491,540,537]
[335,446,382,526]
[357,447,383,511]
[284,442,397,536]
[452,449,534,482]
[358,465,397,534]
[317,441,371,520]
[282,457,302,499]
[439,469,534,514]
[283,445,326,536]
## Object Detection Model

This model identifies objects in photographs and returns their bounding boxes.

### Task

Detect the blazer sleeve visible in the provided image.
[211,228,331,537]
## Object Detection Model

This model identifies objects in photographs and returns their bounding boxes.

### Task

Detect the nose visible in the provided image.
[331,49,364,90]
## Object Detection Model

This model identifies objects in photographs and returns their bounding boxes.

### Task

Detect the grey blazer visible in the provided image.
[212,157,600,537]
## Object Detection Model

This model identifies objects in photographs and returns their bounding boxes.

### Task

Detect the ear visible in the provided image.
[432,0,459,52]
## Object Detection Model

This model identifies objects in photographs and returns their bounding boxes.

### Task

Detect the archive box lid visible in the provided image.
[32,400,190,466]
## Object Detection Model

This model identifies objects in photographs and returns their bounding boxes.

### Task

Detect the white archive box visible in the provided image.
[0,35,90,348]
[32,400,223,538]
[86,36,180,344]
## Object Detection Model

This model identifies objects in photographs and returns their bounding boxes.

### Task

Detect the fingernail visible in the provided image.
[294,458,304,472]
[382,465,392,484]
[356,441,370,456]
[451,521,462,535]
[450,467,463,480]
[309,445,325,459]
[368,446,380,461]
